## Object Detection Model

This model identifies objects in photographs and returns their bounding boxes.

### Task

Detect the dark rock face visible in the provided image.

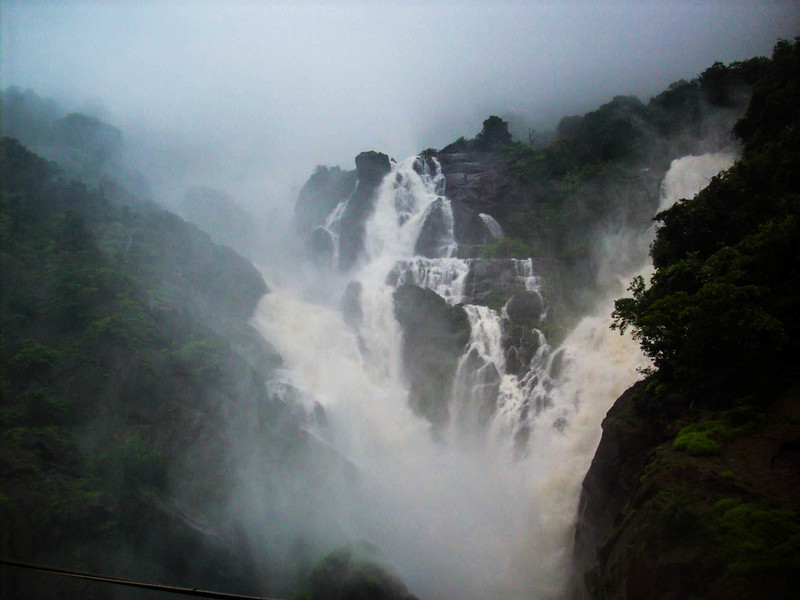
[355,150,392,186]
[437,151,522,245]
[393,284,470,429]
[462,259,527,305]
[505,290,544,325]
[451,200,495,253]
[571,382,665,598]
[572,385,800,600]
[338,151,391,271]
[310,226,335,267]
[295,165,357,234]
[414,197,453,258]
[308,542,418,600]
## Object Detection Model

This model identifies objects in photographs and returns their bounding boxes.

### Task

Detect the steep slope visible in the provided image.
[0,138,323,598]
[573,38,800,600]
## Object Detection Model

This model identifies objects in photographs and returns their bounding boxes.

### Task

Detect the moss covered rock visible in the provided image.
[303,542,418,600]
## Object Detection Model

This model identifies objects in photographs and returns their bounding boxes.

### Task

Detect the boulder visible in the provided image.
[505,290,544,326]
[307,542,418,600]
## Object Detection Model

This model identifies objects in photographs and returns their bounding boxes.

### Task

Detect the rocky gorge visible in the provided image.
[3,39,798,600]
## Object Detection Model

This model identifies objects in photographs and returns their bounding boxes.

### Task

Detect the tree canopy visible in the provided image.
[476,115,513,148]
[612,38,800,404]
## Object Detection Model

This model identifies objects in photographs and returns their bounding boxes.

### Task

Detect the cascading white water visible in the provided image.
[323,199,349,265]
[514,258,544,293]
[250,151,736,600]
[450,304,507,439]
[391,257,471,304]
[479,212,505,239]
[659,153,735,213]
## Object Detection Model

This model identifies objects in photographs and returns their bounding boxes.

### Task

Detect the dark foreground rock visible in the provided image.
[304,542,418,600]
[572,383,800,600]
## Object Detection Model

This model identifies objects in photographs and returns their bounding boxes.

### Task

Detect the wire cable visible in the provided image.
[0,558,283,600]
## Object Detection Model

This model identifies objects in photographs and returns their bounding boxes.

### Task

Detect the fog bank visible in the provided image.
[3,1,797,216]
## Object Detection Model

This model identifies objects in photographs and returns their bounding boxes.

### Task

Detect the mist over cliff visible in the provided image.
[2,3,799,600]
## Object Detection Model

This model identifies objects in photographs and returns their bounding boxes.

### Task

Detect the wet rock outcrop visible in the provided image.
[572,384,800,600]
[305,542,418,600]
[338,151,392,270]
[294,151,392,271]
[393,284,471,429]
[436,150,521,248]
[462,259,527,305]
[414,197,453,258]
[295,165,357,234]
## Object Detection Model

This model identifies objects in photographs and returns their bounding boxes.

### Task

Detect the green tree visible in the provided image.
[476,115,512,148]
[612,38,800,403]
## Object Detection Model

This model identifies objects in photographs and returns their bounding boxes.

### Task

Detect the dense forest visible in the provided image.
[575,38,800,600]
[0,123,328,596]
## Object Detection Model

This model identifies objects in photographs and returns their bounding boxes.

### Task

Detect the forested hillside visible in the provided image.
[0,135,329,597]
[574,38,800,600]
[2,37,798,600]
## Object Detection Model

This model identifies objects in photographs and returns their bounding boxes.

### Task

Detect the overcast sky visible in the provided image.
[2,1,799,213]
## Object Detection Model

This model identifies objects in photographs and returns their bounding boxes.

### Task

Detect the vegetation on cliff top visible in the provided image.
[577,39,800,600]
[433,55,768,317]
[612,38,800,406]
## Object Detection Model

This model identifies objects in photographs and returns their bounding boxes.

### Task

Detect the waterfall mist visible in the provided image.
[3,4,797,598]
[223,151,735,599]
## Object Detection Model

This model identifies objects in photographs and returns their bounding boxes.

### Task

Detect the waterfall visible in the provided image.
[513,257,544,292]
[659,153,735,213]
[250,151,735,600]
[322,199,349,266]
[479,212,504,239]
[390,257,471,304]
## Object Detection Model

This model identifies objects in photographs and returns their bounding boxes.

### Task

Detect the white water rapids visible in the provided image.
[249,152,734,599]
